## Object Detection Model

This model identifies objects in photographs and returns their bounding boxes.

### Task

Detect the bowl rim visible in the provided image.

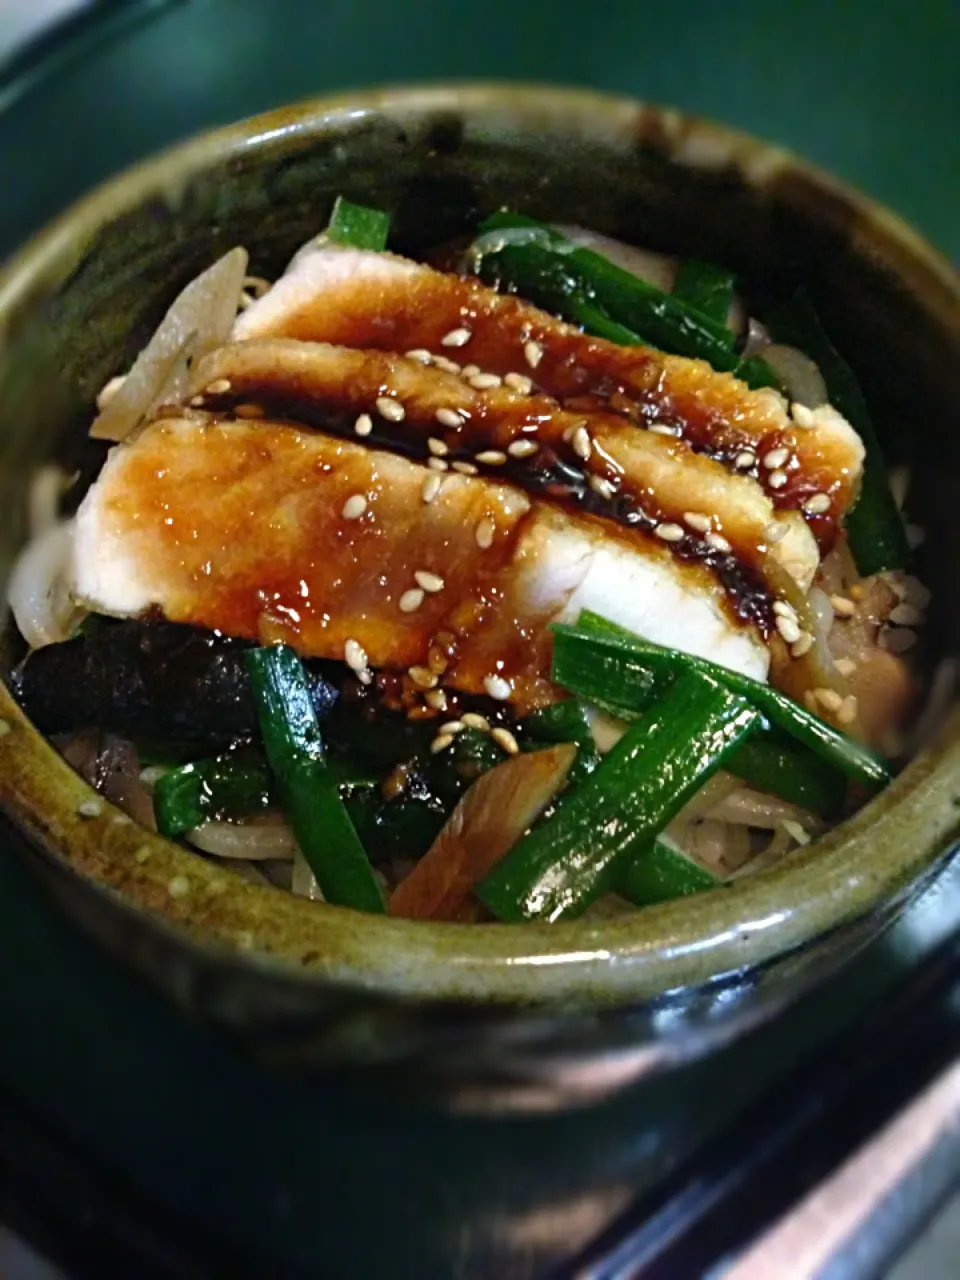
[1,80,959,1007]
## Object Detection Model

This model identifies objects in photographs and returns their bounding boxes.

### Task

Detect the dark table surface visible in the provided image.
[1,2,959,1276]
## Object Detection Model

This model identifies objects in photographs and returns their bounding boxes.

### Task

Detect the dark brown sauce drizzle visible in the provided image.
[197,388,776,637]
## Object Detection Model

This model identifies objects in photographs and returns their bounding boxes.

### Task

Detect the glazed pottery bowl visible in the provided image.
[1,84,958,1108]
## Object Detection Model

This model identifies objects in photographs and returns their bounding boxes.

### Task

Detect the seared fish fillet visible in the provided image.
[72,418,769,710]
[234,244,864,546]
[191,338,819,602]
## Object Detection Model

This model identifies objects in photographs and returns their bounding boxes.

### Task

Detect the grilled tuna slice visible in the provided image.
[234,244,864,545]
[71,418,770,711]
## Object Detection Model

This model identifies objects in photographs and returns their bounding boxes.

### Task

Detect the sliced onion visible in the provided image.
[90,246,249,442]
[742,317,772,360]
[554,225,678,292]
[388,743,576,920]
[7,520,86,648]
[186,818,297,860]
[760,343,827,408]
[291,849,325,900]
[706,787,820,832]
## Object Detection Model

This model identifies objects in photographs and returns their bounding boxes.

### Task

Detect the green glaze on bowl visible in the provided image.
[0,85,958,1095]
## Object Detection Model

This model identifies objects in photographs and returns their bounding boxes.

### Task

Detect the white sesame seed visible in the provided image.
[425,689,449,711]
[460,364,480,379]
[469,372,503,390]
[441,326,472,347]
[906,524,926,550]
[768,470,788,489]
[650,423,680,437]
[572,425,593,460]
[435,407,463,429]
[344,638,368,672]
[765,521,789,545]
[504,372,534,394]
[773,600,797,618]
[683,511,711,533]
[790,632,815,658]
[235,403,265,419]
[399,588,425,613]
[354,413,373,437]
[830,594,856,618]
[475,518,495,549]
[428,436,449,457]
[357,669,374,687]
[589,475,616,499]
[376,396,406,422]
[452,461,479,475]
[461,713,491,732]
[408,665,438,689]
[492,727,520,755]
[427,457,449,472]
[341,494,367,520]
[77,798,103,819]
[421,474,443,503]
[475,450,507,465]
[189,394,205,407]
[0,719,10,738]
[776,615,802,644]
[168,875,191,899]
[792,403,816,428]
[414,570,445,593]
[406,348,433,364]
[889,602,923,627]
[507,438,539,458]
[734,451,756,469]
[803,492,832,515]
[904,576,932,610]
[205,378,232,395]
[439,720,465,735]
[882,626,918,654]
[484,674,512,701]
[815,687,843,713]
[524,340,543,369]
[654,522,685,543]
[433,356,462,375]
[430,734,455,754]
[763,447,791,470]
[705,532,731,553]
[838,694,859,725]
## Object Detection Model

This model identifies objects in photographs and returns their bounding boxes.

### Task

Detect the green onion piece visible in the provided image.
[154,749,275,838]
[735,353,784,392]
[326,195,391,252]
[554,615,891,789]
[769,290,909,575]
[672,260,735,327]
[246,645,384,912]
[520,699,600,785]
[475,212,737,368]
[617,835,723,906]
[730,730,846,819]
[476,670,760,922]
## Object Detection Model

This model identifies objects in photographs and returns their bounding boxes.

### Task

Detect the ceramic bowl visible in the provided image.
[1,84,958,1109]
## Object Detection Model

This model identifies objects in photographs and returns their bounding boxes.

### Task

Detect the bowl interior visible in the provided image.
[1,85,958,1007]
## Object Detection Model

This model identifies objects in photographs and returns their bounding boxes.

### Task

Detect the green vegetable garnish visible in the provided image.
[326,195,391,252]
[246,645,384,912]
[476,670,760,922]
[672,259,735,327]
[520,700,600,786]
[552,615,891,789]
[769,290,909,575]
[617,836,723,906]
[153,748,275,837]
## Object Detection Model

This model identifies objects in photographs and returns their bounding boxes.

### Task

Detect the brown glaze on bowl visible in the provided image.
[0,85,958,1106]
